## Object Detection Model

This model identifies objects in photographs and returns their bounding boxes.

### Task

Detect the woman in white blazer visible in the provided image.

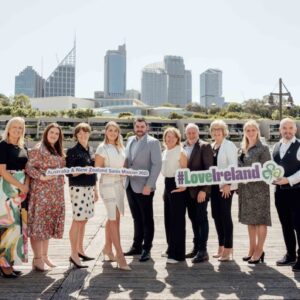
[210,120,238,261]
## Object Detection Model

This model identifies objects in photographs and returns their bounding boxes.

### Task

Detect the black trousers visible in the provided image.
[163,177,186,261]
[275,187,300,259]
[211,185,233,248]
[126,183,155,252]
[186,192,209,252]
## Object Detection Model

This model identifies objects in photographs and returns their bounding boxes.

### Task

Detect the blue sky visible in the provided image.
[1,0,300,104]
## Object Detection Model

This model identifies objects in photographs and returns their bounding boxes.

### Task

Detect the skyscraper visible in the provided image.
[185,70,192,103]
[141,62,168,106]
[104,44,126,98]
[141,56,191,106]
[15,66,45,97]
[44,42,76,97]
[200,69,224,108]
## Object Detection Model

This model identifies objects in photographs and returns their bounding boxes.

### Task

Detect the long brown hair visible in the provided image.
[42,123,65,157]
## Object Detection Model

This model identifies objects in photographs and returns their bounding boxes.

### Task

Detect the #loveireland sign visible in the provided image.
[175,160,284,187]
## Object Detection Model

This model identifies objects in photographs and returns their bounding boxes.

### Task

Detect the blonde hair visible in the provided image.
[163,127,181,148]
[210,120,229,137]
[2,117,25,147]
[241,120,261,152]
[103,121,124,149]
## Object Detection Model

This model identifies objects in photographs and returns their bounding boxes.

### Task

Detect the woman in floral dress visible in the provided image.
[0,117,29,278]
[26,123,65,271]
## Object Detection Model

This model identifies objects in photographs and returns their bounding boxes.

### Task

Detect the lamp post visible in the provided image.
[268,78,293,120]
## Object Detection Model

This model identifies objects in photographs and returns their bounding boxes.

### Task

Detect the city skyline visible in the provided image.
[1,0,300,104]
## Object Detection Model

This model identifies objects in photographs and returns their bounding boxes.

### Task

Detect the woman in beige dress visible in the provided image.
[95,121,130,271]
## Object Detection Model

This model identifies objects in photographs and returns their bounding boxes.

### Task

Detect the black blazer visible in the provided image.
[183,139,214,199]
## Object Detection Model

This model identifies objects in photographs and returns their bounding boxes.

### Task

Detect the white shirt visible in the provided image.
[161,145,183,178]
[278,136,300,186]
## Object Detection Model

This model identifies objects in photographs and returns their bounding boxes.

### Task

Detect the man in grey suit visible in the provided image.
[124,117,162,262]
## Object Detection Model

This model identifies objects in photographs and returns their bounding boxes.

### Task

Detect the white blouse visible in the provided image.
[161,145,184,178]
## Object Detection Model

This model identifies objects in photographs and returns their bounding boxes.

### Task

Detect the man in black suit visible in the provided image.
[273,118,300,272]
[183,123,214,263]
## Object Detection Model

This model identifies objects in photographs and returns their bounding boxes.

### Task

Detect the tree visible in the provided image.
[185,102,207,113]
[168,112,184,119]
[0,93,10,106]
[118,112,133,118]
[161,103,175,107]
[243,98,272,118]
[227,102,243,113]
[11,94,31,109]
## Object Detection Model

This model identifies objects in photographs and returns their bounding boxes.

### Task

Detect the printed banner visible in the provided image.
[175,160,284,187]
[46,167,149,177]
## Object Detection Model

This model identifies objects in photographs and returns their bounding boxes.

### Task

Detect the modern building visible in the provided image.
[126,89,140,100]
[104,44,126,98]
[44,42,76,97]
[30,96,95,111]
[164,56,186,106]
[15,66,45,98]
[185,70,192,103]
[141,56,192,107]
[200,68,225,108]
[141,62,168,106]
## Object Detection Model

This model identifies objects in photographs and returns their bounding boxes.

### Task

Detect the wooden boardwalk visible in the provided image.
[1,175,300,300]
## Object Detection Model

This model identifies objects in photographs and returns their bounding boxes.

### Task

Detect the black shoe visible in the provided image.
[248,252,265,264]
[69,257,88,269]
[185,249,197,259]
[292,261,300,272]
[276,254,296,266]
[124,247,142,256]
[12,269,22,276]
[191,251,209,263]
[0,267,18,278]
[242,256,252,262]
[78,253,95,261]
[139,250,151,262]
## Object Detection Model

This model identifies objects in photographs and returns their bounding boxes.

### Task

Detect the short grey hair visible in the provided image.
[280,117,296,129]
[185,123,199,133]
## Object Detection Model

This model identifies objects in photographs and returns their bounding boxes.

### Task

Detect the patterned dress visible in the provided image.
[238,140,272,226]
[26,143,65,240]
[0,141,28,267]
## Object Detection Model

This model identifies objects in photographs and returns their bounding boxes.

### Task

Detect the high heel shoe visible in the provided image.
[101,248,116,262]
[0,267,18,278]
[248,252,265,264]
[242,256,252,261]
[116,254,131,271]
[218,249,233,262]
[78,253,95,261]
[32,258,45,272]
[42,255,57,268]
[69,257,88,269]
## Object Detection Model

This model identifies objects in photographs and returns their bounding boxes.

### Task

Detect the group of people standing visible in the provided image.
[0,116,300,279]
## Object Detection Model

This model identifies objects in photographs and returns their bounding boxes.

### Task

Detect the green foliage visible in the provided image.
[168,112,184,119]
[185,102,207,113]
[192,113,209,119]
[0,94,10,106]
[161,103,175,107]
[118,112,133,118]
[0,106,12,115]
[12,94,31,109]
[227,102,243,113]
